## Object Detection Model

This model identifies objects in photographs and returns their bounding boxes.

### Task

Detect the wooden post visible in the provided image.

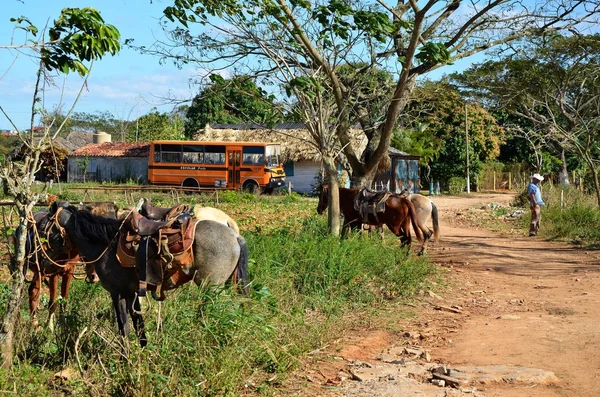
[560,190,564,209]
[493,171,496,191]
[508,172,512,190]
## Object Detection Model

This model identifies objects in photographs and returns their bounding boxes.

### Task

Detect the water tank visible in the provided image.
[93,131,112,144]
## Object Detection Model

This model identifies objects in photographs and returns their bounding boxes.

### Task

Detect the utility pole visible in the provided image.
[465,102,470,194]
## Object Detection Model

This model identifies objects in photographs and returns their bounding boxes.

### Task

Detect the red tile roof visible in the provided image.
[70,142,150,157]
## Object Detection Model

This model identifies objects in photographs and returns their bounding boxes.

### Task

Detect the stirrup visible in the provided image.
[133,292,151,315]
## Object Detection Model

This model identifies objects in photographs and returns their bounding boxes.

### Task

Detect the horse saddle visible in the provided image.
[117,203,198,301]
[140,199,189,221]
[354,188,391,223]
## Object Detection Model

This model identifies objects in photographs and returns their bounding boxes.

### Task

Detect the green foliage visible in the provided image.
[128,108,184,142]
[400,81,504,185]
[36,7,120,76]
[519,188,600,245]
[185,74,283,138]
[448,176,466,194]
[0,135,21,157]
[391,125,442,166]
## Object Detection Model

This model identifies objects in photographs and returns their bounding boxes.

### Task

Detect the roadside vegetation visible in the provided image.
[0,190,435,396]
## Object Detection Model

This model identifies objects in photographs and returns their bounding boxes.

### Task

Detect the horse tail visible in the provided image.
[235,235,250,295]
[431,202,440,241]
[406,199,424,243]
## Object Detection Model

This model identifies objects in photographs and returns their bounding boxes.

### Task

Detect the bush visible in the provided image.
[448,177,466,195]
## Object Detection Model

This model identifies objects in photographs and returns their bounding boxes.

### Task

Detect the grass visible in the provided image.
[525,187,600,246]
[0,187,436,396]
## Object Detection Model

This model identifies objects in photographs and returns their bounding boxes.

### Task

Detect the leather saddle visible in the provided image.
[117,200,198,301]
[353,188,391,223]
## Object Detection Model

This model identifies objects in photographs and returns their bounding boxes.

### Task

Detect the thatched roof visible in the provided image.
[54,131,94,152]
[196,123,367,163]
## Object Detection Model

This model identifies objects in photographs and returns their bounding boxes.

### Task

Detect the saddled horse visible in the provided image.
[26,203,118,326]
[399,189,440,247]
[45,202,249,346]
[317,186,424,248]
[26,210,81,327]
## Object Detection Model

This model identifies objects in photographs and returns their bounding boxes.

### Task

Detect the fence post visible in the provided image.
[508,172,512,190]
[560,190,564,209]
[493,171,496,191]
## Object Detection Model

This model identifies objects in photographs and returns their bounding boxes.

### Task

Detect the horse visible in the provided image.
[26,204,116,324]
[317,186,424,248]
[399,189,440,246]
[25,210,81,327]
[191,205,240,235]
[45,202,249,346]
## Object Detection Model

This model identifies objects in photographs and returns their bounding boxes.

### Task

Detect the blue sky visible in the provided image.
[0,0,198,130]
[0,1,478,131]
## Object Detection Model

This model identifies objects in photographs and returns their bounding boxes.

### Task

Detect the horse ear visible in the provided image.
[49,200,58,214]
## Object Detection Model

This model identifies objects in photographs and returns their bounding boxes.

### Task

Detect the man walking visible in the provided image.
[528,173,545,236]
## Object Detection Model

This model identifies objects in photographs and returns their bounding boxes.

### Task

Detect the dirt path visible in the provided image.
[306,193,600,397]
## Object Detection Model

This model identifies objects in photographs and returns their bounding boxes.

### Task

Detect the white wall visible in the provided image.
[286,160,321,194]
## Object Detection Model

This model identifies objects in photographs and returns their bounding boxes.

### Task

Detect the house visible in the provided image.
[197,123,368,194]
[67,141,150,183]
[197,123,420,194]
[373,147,421,193]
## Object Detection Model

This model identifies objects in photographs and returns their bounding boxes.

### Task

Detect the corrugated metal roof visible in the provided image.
[70,142,150,157]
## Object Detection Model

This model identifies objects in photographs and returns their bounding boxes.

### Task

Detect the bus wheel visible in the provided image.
[242,180,259,193]
[182,178,199,193]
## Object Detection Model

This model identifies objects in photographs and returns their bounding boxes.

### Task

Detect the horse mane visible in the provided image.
[66,205,121,244]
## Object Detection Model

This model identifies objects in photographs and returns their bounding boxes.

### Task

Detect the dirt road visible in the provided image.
[311,193,600,397]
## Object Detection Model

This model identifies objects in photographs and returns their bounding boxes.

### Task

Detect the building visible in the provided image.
[197,123,368,194]
[372,147,421,193]
[67,141,150,183]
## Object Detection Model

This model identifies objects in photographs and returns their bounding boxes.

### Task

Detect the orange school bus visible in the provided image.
[148,141,286,192]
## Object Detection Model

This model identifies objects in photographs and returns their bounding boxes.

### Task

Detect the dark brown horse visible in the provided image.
[26,210,82,327]
[26,205,110,327]
[317,186,424,248]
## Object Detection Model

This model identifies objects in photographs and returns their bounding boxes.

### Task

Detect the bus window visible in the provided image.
[153,144,161,162]
[265,144,281,167]
[183,145,204,163]
[242,146,265,165]
[161,144,182,163]
[205,145,225,164]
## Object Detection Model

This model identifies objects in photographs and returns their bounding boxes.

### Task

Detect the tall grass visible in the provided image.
[0,192,435,396]
[518,186,600,245]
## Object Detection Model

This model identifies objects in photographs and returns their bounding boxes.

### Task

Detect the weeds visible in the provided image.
[0,189,435,396]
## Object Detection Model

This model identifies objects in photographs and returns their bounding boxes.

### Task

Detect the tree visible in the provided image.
[128,108,184,142]
[397,81,504,188]
[149,0,596,233]
[0,7,120,367]
[184,74,284,138]
[453,34,600,205]
[154,0,596,189]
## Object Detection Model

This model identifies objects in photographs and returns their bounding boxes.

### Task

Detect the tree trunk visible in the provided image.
[350,169,377,189]
[323,157,341,237]
[590,165,600,208]
[558,148,570,187]
[0,219,28,369]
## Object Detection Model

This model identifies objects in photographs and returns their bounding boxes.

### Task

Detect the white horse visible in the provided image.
[400,189,440,244]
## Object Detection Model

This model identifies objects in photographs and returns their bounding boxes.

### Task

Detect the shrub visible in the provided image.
[448,177,466,195]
